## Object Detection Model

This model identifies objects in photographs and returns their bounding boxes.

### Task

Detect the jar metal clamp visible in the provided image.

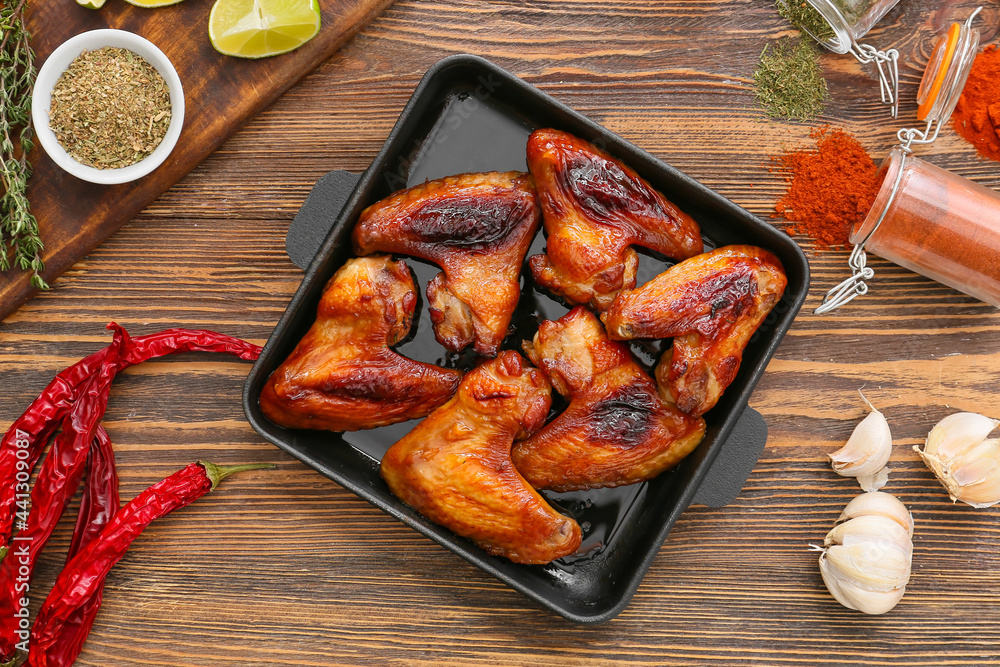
[795,0,904,117]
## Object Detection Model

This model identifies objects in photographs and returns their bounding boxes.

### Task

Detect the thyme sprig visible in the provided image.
[0,0,47,290]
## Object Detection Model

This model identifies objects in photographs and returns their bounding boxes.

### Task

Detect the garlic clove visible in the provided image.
[838,491,914,536]
[947,439,1000,508]
[923,412,999,462]
[818,557,906,615]
[950,438,1000,485]
[917,412,1000,508]
[829,395,892,487]
[837,583,905,616]
[825,515,912,557]
[822,538,911,593]
[818,555,860,611]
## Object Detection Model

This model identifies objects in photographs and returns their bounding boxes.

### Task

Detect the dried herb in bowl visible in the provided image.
[48,46,172,169]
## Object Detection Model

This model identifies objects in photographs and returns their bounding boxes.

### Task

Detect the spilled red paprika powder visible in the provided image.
[772,126,882,249]
[952,44,1000,162]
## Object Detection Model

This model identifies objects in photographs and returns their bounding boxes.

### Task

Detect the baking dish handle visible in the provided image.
[690,406,768,508]
[286,170,363,270]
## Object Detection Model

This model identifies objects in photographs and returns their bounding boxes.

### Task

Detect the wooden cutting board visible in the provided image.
[0,0,393,322]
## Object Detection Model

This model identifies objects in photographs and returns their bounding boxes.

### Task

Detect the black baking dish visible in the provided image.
[243,54,809,623]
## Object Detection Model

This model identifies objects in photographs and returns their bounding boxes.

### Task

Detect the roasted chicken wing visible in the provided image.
[380,351,582,564]
[260,255,462,432]
[352,171,540,357]
[526,128,703,311]
[602,245,787,417]
[512,307,706,491]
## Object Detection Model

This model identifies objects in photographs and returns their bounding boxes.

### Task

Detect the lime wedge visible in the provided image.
[209,0,321,59]
[123,0,186,7]
[76,0,107,8]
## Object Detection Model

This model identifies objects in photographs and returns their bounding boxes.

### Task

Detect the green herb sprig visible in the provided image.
[0,0,47,290]
[753,36,828,121]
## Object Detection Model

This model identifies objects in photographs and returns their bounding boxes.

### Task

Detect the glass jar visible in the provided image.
[850,146,1000,308]
[814,8,987,315]
[803,0,902,55]
[915,15,979,123]
[787,0,904,115]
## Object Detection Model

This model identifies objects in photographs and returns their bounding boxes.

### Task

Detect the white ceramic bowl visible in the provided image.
[32,29,184,185]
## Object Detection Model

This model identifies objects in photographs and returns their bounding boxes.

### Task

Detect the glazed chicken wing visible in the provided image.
[352,171,540,357]
[260,255,462,432]
[512,307,706,491]
[526,128,703,311]
[380,351,582,564]
[602,245,787,417]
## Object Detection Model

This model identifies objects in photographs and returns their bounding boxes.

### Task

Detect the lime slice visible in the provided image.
[209,0,321,59]
[123,0,185,7]
[76,0,107,8]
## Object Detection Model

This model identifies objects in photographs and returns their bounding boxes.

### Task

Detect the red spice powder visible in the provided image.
[772,126,882,249]
[952,44,1000,162]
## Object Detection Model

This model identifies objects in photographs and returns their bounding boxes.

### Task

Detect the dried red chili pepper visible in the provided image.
[0,343,121,564]
[33,427,121,667]
[68,427,119,562]
[0,324,263,665]
[26,461,272,667]
[0,327,127,662]
[0,326,262,559]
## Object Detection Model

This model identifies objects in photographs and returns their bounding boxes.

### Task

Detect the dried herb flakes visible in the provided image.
[776,0,836,42]
[48,46,172,170]
[753,36,828,121]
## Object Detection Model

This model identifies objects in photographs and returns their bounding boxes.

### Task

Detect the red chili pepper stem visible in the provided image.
[199,461,276,490]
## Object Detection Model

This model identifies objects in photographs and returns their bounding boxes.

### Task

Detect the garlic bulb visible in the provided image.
[817,491,913,615]
[915,412,1000,508]
[829,393,892,492]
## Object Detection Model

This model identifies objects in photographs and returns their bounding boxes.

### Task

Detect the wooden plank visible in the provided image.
[0,0,394,320]
[4,0,1000,664]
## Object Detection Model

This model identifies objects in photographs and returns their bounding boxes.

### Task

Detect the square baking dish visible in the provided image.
[243,54,809,623]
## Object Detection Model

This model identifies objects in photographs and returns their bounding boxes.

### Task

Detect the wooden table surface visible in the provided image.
[4,0,1000,664]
